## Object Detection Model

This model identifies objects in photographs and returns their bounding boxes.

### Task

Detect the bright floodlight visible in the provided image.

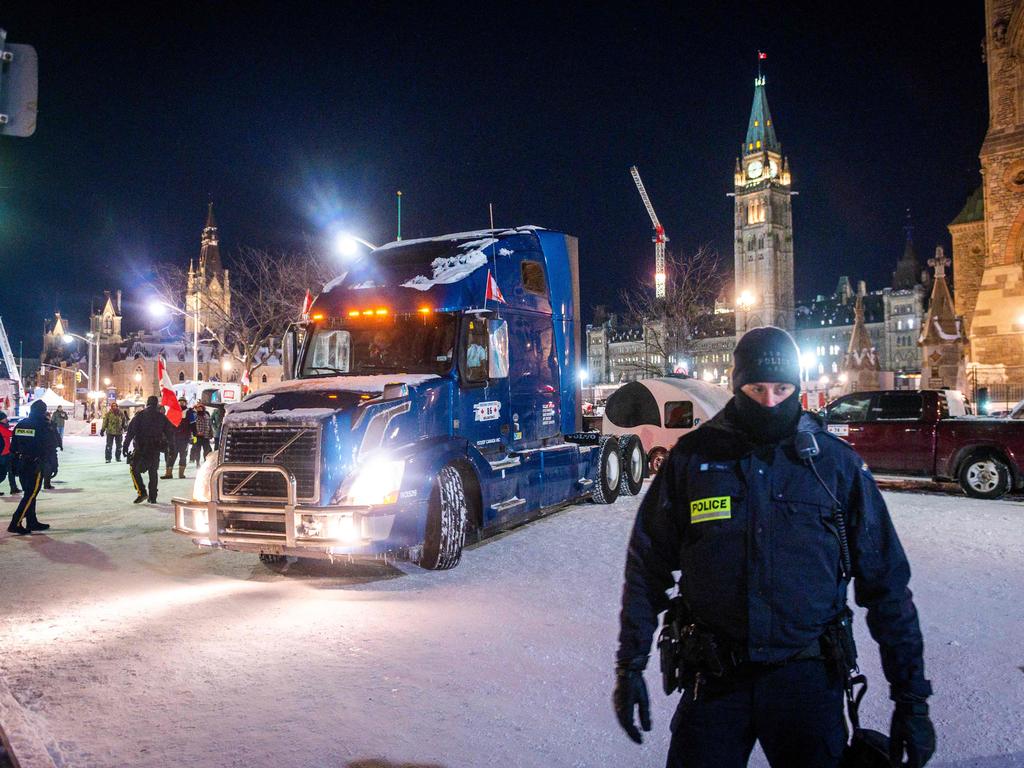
[578,369,589,383]
[222,359,232,372]
[149,300,169,317]
[801,352,817,369]
[336,233,359,258]
[62,334,73,343]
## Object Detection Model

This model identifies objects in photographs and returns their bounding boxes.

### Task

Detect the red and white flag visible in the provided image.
[758,51,767,60]
[485,269,506,304]
[300,289,314,319]
[240,367,251,396]
[157,355,183,427]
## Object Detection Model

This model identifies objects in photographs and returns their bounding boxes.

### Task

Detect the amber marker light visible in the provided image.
[375,308,388,315]
[348,310,361,317]
[418,307,432,314]
[311,312,325,321]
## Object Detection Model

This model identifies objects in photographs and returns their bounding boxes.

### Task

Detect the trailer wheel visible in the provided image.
[617,434,645,496]
[648,447,668,476]
[958,454,1011,500]
[592,436,621,504]
[419,465,468,570]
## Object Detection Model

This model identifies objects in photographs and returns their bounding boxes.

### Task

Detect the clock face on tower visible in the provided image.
[747,160,763,179]
[769,159,779,178]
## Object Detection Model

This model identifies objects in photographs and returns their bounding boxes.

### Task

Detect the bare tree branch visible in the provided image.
[619,246,727,377]
[149,247,334,378]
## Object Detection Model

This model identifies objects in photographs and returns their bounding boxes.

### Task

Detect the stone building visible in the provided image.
[950,0,1024,387]
[186,203,231,336]
[841,294,882,392]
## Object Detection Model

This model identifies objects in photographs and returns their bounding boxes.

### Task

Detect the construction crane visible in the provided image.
[629,165,667,298]
[0,316,22,410]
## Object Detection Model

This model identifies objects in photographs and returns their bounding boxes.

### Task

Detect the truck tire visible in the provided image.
[592,436,621,504]
[420,465,468,570]
[617,434,645,496]
[648,447,668,476]
[958,454,1011,500]
[259,554,289,572]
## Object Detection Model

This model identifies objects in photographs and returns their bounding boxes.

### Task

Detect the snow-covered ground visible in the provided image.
[0,435,1022,767]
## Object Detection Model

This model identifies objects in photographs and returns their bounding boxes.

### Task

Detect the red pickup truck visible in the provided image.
[822,389,1024,499]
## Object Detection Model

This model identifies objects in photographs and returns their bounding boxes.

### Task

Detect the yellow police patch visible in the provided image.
[690,496,731,523]
[14,428,35,437]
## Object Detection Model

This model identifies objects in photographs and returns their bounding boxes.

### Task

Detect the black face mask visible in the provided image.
[733,388,802,444]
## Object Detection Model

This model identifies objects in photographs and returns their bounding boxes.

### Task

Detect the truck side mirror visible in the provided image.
[282,326,298,381]
[488,318,509,379]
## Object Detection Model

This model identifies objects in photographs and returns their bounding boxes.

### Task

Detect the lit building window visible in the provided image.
[756,140,761,148]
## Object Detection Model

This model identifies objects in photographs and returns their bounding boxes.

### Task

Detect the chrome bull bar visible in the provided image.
[209,462,297,547]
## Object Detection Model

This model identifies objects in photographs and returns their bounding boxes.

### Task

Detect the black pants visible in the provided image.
[9,466,44,530]
[130,453,160,502]
[190,438,212,465]
[666,660,846,768]
[167,438,190,469]
[105,433,123,462]
[6,459,17,492]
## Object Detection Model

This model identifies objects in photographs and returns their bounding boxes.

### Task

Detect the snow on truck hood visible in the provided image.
[224,374,441,425]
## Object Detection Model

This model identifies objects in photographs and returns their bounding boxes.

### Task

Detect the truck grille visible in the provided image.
[220,426,321,501]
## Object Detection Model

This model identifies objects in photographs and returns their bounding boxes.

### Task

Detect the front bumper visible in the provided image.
[172,463,401,559]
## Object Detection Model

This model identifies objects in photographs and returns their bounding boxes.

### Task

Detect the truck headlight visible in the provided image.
[193,450,219,503]
[341,458,405,506]
[181,505,209,535]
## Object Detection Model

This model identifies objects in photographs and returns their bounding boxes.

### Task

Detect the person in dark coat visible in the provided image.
[163,397,193,479]
[190,403,214,465]
[7,400,59,534]
[42,416,62,489]
[613,326,934,768]
[123,395,174,504]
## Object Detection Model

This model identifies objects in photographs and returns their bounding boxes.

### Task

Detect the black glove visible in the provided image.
[889,698,936,768]
[100,430,105,437]
[613,657,651,744]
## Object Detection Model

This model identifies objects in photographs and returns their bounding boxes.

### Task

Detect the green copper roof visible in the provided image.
[743,76,780,154]
[950,185,984,225]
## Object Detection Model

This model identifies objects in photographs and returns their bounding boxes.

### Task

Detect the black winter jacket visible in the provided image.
[124,405,174,458]
[617,402,931,699]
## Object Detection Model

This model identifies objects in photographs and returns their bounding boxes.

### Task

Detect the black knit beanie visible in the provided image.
[731,326,801,392]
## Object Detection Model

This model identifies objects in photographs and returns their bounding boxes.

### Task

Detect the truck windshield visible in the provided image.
[299,312,457,377]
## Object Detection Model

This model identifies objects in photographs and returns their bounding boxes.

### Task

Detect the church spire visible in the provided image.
[198,202,223,281]
[743,54,781,156]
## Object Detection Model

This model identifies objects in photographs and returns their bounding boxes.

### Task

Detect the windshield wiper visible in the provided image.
[305,366,347,375]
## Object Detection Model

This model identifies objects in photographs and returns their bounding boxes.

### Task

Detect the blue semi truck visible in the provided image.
[172,226,646,569]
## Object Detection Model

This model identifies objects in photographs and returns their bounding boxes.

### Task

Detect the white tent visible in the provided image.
[33,388,75,409]
[116,398,144,409]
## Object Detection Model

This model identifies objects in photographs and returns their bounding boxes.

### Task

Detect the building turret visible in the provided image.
[918,246,966,391]
[841,293,881,392]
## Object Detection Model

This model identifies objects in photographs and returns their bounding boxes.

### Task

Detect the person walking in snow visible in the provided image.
[614,327,934,768]
[123,396,174,504]
[51,405,68,438]
[163,397,192,479]
[190,403,214,466]
[101,402,127,462]
[7,400,59,535]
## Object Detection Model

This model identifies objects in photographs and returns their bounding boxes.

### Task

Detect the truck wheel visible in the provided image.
[592,436,621,504]
[420,465,467,570]
[617,434,645,496]
[958,454,1011,500]
[648,447,668,475]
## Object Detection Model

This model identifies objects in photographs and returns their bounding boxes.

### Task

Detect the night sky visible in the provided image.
[0,2,988,358]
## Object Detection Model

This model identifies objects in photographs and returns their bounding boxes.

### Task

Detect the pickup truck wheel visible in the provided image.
[617,434,645,496]
[959,455,1011,500]
[648,447,667,476]
[592,436,621,504]
[419,465,467,570]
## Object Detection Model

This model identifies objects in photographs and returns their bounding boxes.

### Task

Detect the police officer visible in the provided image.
[124,395,174,504]
[7,400,59,534]
[614,327,935,767]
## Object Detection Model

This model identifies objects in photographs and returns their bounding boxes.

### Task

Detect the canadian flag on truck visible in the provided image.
[485,269,506,304]
[240,367,251,396]
[157,355,183,427]
[300,289,313,319]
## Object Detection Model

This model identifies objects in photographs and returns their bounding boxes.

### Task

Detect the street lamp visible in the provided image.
[60,332,98,404]
[800,352,817,383]
[150,299,199,381]
[335,232,379,259]
[736,290,756,333]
